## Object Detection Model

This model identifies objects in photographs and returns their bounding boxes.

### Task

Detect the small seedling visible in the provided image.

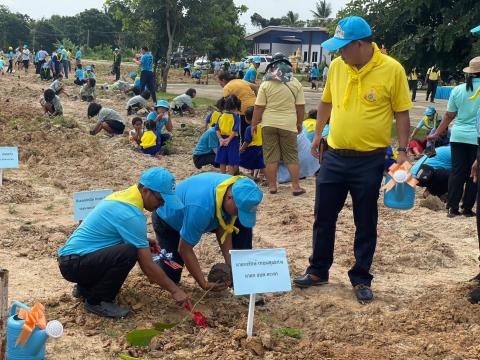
[8,204,17,215]
[272,327,303,339]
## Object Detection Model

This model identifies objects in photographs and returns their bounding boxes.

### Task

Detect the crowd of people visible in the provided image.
[5,16,480,318]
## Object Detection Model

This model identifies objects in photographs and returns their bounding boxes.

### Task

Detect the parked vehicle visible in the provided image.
[194,56,211,70]
[244,55,272,73]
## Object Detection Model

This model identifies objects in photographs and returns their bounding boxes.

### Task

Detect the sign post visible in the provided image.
[230,248,291,337]
[73,189,113,222]
[0,147,19,187]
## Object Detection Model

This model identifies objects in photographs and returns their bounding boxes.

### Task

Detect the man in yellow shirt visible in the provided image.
[426,65,441,103]
[294,16,411,303]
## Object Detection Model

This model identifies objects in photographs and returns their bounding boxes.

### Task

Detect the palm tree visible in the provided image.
[283,11,305,27]
[311,0,332,27]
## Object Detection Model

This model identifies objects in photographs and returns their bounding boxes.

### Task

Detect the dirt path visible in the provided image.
[1,62,479,359]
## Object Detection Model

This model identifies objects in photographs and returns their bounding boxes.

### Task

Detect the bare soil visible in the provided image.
[0,61,479,360]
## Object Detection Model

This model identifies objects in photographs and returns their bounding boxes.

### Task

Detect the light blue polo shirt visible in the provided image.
[75,69,85,81]
[447,78,480,145]
[411,145,452,177]
[243,67,257,82]
[75,50,82,59]
[477,108,480,139]
[140,52,153,72]
[58,198,148,256]
[156,173,232,246]
[193,127,219,155]
[134,77,141,89]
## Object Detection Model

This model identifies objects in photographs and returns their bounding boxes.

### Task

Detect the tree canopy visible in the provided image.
[332,0,480,73]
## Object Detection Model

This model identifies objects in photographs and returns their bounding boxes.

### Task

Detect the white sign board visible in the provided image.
[0,147,19,169]
[73,189,113,222]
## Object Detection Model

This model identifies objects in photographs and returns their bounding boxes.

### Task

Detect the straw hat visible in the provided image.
[463,56,480,74]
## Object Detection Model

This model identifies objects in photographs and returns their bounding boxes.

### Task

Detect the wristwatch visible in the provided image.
[397,147,407,153]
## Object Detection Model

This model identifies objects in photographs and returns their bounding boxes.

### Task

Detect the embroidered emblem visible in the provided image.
[365,89,377,102]
[171,179,176,192]
[335,25,345,39]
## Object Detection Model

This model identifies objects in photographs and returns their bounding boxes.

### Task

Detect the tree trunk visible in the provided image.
[161,3,176,93]
[0,269,8,360]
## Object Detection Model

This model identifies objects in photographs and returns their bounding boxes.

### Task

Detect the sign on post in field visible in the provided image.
[73,189,113,222]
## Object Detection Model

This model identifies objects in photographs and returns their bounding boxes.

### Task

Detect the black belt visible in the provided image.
[57,255,80,264]
[329,147,387,157]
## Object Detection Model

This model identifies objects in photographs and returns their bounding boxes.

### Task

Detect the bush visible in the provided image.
[82,45,137,61]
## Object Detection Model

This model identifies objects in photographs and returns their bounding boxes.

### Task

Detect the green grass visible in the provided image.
[272,327,303,339]
[390,124,428,139]
[155,91,216,109]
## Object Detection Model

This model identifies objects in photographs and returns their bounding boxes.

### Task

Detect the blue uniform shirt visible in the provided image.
[58,198,148,256]
[75,69,85,81]
[311,67,320,78]
[411,145,452,177]
[140,52,153,72]
[243,67,257,82]
[8,51,14,60]
[156,173,232,246]
[193,127,219,155]
[75,50,82,59]
[134,77,141,89]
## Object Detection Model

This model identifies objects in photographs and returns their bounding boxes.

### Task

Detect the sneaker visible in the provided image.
[462,209,475,217]
[447,208,461,218]
[84,301,129,318]
[354,284,373,304]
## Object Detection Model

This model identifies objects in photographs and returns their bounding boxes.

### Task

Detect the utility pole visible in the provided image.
[87,29,90,49]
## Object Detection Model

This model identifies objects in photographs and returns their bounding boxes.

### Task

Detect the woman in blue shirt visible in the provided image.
[310,63,320,90]
[429,56,480,217]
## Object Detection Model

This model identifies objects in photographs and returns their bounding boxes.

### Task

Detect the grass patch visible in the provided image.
[156,91,216,110]
[8,204,17,215]
[272,327,303,339]
[390,125,428,140]
[44,204,54,211]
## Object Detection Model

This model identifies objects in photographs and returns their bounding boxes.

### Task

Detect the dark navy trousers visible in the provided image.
[307,150,385,286]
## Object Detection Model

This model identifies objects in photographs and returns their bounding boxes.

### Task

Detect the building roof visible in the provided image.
[245,26,328,41]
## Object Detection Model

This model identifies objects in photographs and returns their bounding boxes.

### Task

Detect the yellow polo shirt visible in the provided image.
[321,48,412,151]
[427,67,440,81]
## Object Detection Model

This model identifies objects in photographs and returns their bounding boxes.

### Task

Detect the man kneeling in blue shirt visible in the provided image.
[57,168,189,318]
[152,173,263,291]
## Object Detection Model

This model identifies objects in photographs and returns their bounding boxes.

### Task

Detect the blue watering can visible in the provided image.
[384,162,420,210]
[6,301,63,360]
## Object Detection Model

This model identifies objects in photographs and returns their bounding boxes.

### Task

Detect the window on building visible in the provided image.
[303,51,308,62]
[312,51,318,63]
[260,49,269,55]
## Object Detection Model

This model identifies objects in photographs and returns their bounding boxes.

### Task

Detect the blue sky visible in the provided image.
[0,0,349,33]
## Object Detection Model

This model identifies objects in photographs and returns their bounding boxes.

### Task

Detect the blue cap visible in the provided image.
[154,100,170,110]
[60,45,64,49]
[130,71,137,78]
[232,178,263,228]
[252,56,261,64]
[424,107,436,116]
[139,168,183,210]
[146,112,157,121]
[23,44,28,49]
[472,25,480,35]
[321,16,372,51]
[86,66,91,71]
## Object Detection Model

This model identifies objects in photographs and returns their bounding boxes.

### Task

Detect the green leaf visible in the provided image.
[152,322,177,331]
[119,354,143,360]
[126,329,161,347]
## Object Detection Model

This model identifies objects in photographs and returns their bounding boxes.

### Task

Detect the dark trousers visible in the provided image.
[61,60,69,78]
[193,153,219,169]
[408,79,417,101]
[426,80,438,102]
[7,59,13,73]
[307,150,385,286]
[448,142,477,211]
[140,70,157,103]
[417,165,450,197]
[113,64,120,81]
[151,211,252,284]
[58,244,137,304]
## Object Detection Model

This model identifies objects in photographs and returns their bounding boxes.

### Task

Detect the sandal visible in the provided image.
[292,189,306,196]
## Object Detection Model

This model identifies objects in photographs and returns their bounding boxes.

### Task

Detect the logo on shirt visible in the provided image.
[335,25,345,39]
[365,89,377,102]
[171,179,176,192]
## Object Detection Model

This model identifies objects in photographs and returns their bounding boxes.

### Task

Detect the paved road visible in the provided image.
[167,83,448,121]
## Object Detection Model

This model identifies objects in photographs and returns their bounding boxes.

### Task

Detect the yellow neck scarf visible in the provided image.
[215,176,246,244]
[423,112,438,130]
[105,185,144,211]
[343,42,383,109]
[469,86,480,101]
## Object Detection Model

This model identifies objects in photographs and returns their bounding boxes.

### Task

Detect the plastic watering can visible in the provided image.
[6,301,63,360]
[383,161,422,210]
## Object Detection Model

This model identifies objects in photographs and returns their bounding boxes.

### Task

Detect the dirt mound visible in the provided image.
[0,178,38,204]
[208,263,232,284]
